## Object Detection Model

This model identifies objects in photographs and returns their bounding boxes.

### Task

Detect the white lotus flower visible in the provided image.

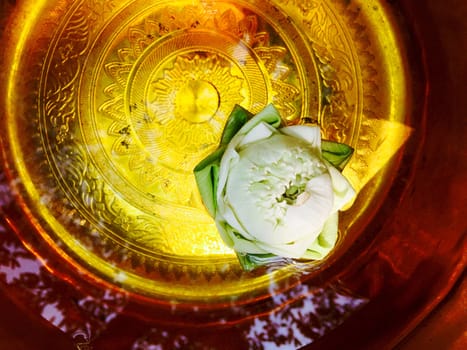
[214,106,355,260]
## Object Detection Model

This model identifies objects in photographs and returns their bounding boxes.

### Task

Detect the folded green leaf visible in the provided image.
[194,105,252,217]
[321,140,354,171]
[236,252,286,271]
[219,105,252,145]
[193,147,225,217]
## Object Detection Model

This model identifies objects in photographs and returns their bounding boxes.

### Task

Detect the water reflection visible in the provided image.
[0,171,128,346]
[0,171,367,349]
[0,226,128,345]
[244,283,367,349]
[123,283,367,349]
[131,329,190,350]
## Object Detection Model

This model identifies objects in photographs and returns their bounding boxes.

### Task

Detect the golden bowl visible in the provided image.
[0,0,413,301]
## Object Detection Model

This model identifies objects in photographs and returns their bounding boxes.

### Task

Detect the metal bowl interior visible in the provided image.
[1,0,412,302]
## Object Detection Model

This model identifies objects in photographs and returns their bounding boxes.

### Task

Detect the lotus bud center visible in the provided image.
[277,182,309,206]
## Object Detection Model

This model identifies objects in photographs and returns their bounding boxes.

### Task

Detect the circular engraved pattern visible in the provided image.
[79,0,319,266]
[128,30,269,174]
[3,0,410,301]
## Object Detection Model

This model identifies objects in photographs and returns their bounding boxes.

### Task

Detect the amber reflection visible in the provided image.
[1,174,366,348]
[0,172,128,346]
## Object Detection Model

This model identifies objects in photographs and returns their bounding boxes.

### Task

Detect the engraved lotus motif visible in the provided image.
[132,53,244,172]
[1,0,412,300]
[99,4,304,185]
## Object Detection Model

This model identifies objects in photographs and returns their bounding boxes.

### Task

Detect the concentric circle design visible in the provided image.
[79,0,318,265]
[2,0,410,301]
[128,29,270,173]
